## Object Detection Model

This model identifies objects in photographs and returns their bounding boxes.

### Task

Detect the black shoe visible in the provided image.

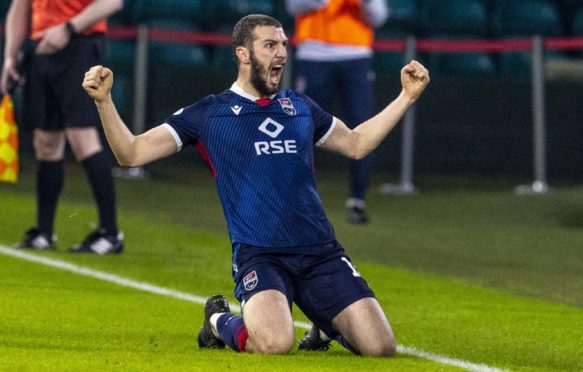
[347,206,368,224]
[198,295,231,349]
[298,325,332,351]
[16,228,56,250]
[69,228,124,254]
[346,198,368,225]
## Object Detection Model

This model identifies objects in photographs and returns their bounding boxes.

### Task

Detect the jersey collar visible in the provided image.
[230,82,278,102]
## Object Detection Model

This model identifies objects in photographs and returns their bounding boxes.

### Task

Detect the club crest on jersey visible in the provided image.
[243,270,258,291]
[278,98,296,116]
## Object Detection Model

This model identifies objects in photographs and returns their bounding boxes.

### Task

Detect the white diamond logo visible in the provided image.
[258,118,284,138]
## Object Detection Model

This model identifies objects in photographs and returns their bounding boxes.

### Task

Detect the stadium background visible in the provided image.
[2,0,583,182]
[2,2,583,370]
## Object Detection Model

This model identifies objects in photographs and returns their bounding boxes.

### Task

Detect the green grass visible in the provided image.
[0,253,452,371]
[1,161,583,370]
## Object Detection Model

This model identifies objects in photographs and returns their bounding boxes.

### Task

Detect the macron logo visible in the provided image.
[254,118,297,155]
[231,105,242,115]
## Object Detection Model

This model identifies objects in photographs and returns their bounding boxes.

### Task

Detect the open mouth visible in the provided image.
[269,63,285,85]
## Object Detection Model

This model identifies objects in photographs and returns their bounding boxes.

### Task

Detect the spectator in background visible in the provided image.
[1,0,124,254]
[286,0,388,224]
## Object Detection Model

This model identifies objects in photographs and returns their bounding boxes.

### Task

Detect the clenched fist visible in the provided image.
[401,60,430,102]
[82,65,113,102]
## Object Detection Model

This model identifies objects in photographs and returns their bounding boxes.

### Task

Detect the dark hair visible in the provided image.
[232,14,282,52]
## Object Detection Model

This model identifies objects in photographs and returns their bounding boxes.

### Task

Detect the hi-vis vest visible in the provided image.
[294,0,373,47]
[32,0,107,40]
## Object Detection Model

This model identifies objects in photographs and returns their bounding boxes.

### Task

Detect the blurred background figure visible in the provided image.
[0,0,124,254]
[286,0,388,224]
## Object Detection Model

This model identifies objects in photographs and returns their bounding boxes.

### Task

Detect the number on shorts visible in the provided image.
[341,257,361,277]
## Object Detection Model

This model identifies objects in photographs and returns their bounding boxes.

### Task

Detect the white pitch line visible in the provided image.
[0,245,506,372]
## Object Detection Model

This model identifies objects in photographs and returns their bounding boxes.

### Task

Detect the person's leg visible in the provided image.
[200,250,297,354]
[296,245,394,357]
[241,289,295,354]
[57,35,119,239]
[201,290,295,354]
[331,297,396,357]
[337,58,376,224]
[66,127,118,235]
[17,49,64,247]
[294,60,334,108]
[33,129,66,236]
[66,127,101,160]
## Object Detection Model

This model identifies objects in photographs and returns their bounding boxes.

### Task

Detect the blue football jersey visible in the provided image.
[164,83,337,249]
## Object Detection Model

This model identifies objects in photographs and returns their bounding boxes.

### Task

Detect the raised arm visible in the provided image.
[82,65,178,167]
[320,60,429,159]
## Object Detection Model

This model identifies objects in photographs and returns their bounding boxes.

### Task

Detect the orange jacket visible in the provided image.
[32,0,107,39]
[294,0,373,47]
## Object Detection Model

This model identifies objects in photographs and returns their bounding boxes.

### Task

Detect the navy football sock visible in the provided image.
[216,313,248,352]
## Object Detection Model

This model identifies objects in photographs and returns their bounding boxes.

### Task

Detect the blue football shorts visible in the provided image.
[232,240,375,338]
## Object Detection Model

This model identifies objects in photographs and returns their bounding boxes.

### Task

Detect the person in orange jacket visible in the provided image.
[286,0,388,224]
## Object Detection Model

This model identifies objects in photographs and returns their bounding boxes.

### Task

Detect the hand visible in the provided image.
[401,60,430,101]
[35,23,72,55]
[82,65,113,103]
[0,58,21,95]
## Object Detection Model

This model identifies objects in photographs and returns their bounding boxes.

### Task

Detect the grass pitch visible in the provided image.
[1,161,583,371]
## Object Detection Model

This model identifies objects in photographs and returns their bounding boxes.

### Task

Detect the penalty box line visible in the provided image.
[0,245,505,372]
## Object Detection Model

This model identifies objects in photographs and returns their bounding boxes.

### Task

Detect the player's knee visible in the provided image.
[66,128,102,161]
[361,337,397,358]
[33,135,64,160]
[251,333,294,355]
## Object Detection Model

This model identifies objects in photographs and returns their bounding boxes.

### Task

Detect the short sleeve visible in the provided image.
[301,94,336,146]
[163,96,214,150]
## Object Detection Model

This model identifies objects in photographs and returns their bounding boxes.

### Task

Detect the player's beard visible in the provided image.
[249,49,282,96]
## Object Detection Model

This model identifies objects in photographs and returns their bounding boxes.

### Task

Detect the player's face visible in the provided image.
[249,26,288,96]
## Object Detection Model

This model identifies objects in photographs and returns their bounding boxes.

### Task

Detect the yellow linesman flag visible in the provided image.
[0,94,19,182]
